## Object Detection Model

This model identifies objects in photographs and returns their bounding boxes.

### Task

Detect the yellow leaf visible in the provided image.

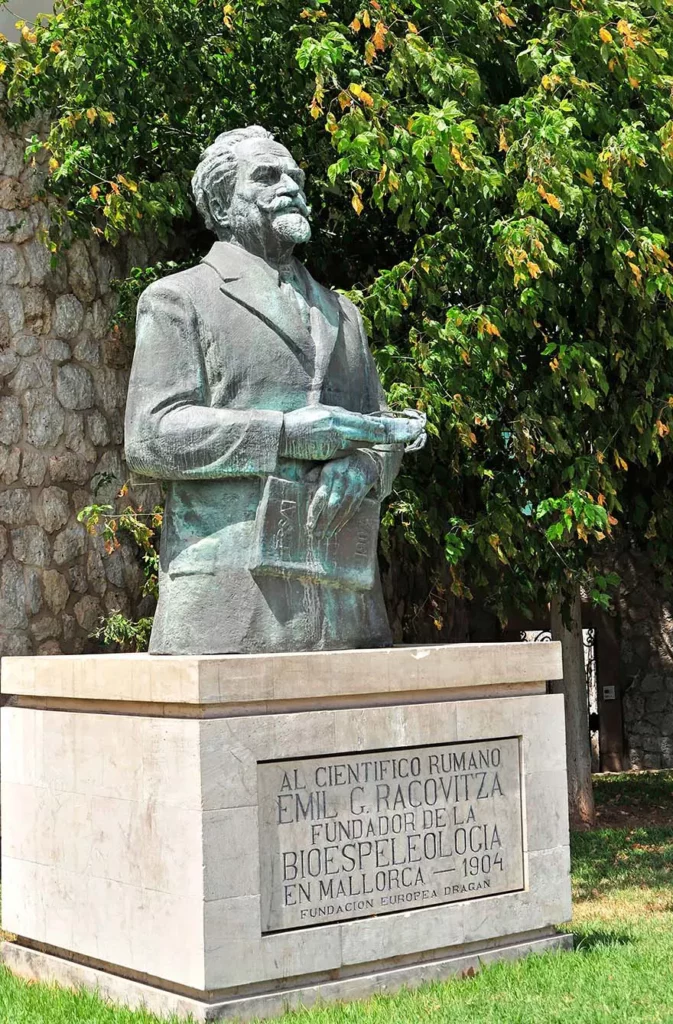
[90,184,100,200]
[352,194,364,215]
[596,450,605,464]
[373,20,387,50]
[21,25,37,44]
[628,261,642,283]
[527,260,542,279]
[117,174,138,192]
[310,102,322,120]
[539,188,561,211]
[601,169,613,190]
[626,249,635,258]
[451,144,470,171]
[86,107,98,125]
[608,513,618,525]
[460,350,471,365]
[48,157,59,171]
[407,21,418,33]
[496,7,516,28]
[0,62,6,75]
[50,40,62,53]
[376,162,387,183]
[359,89,374,107]
[101,111,116,124]
[657,419,670,437]
[597,493,606,506]
[577,522,588,543]
[549,357,559,371]
[349,82,363,97]
[614,451,628,471]
[668,396,673,407]
[499,127,509,152]
[599,26,612,43]
[338,90,351,110]
[629,76,639,88]
[541,74,553,90]
[362,9,371,27]
[350,16,361,31]
[579,168,595,185]
[364,40,376,63]
[484,320,501,336]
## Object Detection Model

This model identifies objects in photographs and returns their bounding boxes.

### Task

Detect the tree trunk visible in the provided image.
[550,586,596,828]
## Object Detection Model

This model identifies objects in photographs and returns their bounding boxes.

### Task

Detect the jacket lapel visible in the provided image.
[298,263,342,402]
[202,242,315,375]
[202,242,343,390]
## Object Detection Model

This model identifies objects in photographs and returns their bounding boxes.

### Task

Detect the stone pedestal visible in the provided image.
[1,642,572,1021]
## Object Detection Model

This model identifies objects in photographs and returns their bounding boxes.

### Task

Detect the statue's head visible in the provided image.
[192,125,311,253]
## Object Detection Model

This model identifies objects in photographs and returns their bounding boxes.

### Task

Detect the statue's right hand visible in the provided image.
[280,405,423,461]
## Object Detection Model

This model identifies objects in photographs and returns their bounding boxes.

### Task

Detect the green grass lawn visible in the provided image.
[1,772,671,1024]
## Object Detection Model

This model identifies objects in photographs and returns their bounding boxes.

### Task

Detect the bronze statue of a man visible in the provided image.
[125,125,425,655]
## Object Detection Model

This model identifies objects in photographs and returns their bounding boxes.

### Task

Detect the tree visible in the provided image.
[551,588,595,827]
[5,0,673,822]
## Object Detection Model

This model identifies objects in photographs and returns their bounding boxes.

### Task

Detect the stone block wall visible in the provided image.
[617,554,673,769]
[0,121,147,657]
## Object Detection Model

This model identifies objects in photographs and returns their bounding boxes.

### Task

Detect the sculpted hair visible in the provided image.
[192,125,274,238]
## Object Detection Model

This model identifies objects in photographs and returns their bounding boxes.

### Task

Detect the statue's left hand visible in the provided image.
[306,452,379,538]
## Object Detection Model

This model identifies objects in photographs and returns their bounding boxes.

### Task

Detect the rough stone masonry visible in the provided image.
[0,119,149,657]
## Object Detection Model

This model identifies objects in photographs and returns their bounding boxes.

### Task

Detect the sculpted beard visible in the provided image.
[263,194,312,244]
[229,192,312,247]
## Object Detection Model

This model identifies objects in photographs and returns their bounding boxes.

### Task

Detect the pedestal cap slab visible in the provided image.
[1,642,570,1020]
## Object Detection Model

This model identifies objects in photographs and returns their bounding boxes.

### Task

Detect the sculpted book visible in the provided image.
[249,475,380,591]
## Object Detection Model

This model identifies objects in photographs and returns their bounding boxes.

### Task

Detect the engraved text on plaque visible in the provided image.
[258,737,524,932]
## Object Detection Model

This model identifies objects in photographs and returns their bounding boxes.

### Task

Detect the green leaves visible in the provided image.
[7,0,673,626]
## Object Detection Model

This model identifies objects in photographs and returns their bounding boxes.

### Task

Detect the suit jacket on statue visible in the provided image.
[125,241,401,654]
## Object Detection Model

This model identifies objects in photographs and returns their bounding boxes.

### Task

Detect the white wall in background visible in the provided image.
[1,1,52,41]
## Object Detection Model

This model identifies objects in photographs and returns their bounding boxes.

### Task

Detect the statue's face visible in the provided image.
[227,138,311,251]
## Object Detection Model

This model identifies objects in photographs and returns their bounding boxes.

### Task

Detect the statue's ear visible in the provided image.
[209,194,229,236]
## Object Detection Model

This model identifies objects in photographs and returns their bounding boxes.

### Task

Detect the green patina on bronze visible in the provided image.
[125,126,425,655]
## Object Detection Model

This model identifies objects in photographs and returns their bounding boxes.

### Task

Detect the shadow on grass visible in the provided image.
[573,929,634,952]
[593,770,673,811]
[571,824,673,901]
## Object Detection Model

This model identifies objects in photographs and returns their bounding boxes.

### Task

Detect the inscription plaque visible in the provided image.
[258,737,525,932]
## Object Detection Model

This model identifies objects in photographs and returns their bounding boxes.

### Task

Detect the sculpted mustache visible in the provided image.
[262,194,311,217]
